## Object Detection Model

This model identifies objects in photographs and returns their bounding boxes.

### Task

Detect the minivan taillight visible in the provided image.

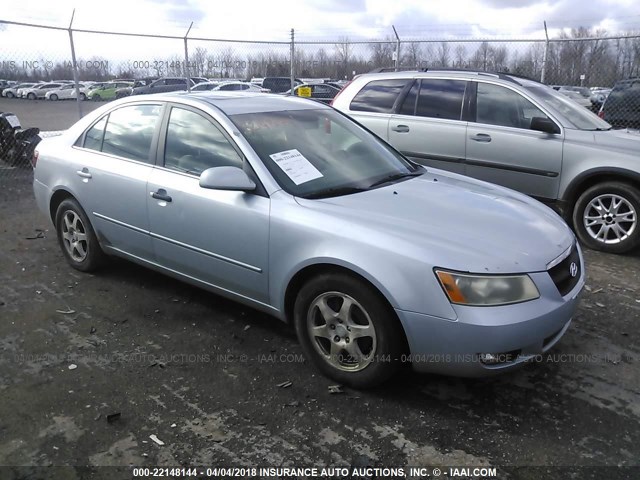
[31,149,39,169]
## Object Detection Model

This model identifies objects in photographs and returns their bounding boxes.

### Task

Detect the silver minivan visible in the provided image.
[333,71,640,254]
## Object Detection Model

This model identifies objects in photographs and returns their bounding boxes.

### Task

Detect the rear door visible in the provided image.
[69,103,163,259]
[465,81,563,199]
[388,78,468,174]
[347,78,411,140]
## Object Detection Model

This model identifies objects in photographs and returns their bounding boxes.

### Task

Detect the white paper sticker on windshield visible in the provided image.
[6,115,21,128]
[269,149,323,185]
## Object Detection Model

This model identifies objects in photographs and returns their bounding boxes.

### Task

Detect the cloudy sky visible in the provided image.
[4,0,640,42]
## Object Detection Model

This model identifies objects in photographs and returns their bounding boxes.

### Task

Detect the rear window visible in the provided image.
[349,79,410,113]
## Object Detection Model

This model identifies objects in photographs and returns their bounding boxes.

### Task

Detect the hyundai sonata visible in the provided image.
[32,92,585,387]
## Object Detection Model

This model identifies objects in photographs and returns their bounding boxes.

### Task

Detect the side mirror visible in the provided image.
[530,116,560,134]
[199,166,256,192]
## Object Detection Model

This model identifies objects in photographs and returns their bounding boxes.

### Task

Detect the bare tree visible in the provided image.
[436,42,450,67]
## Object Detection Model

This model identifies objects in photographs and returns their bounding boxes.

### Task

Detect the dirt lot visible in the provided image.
[0,127,639,478]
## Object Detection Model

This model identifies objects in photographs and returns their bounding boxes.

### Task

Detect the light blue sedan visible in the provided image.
[32,92,585,387]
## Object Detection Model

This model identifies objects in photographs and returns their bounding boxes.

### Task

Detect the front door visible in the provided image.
[465,81,564,200]
[146,105,270,303]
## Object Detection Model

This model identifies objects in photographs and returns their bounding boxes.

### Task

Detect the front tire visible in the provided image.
[55,199,105,272]
[92,94,101,101]
[27,93,36,100]
[50,94,58,101]
[294,273,405,388]
[573,181,640,254]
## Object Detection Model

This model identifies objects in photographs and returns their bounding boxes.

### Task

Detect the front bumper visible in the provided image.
[395,250,585,377]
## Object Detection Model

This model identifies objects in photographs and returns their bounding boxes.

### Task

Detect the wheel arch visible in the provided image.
[562,168,640,218]
[49,188,77,225]
[283,262,411,352]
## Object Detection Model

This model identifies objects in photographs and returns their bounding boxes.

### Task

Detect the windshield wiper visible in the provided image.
[300,185,369,199]
[368,171,424,189]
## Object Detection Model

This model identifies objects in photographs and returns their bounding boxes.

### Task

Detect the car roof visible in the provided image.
[355,69,543,88]
[164,91,330,115]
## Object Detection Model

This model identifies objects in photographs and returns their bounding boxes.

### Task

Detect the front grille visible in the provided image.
[548,245,581,296]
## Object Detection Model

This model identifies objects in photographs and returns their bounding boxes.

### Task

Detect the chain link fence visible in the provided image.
[1,18,640,179]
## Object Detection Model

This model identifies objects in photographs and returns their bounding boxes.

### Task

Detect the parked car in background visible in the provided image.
[190,81,221,92]
[553,85,592,99]
[88,82,134,101]
[2,83,36,98]
[212,81,266,92]
[262,76,302,93]
[287,83,341,104]
[131,77,195,95]
[45,83,91,101]
[114,78,158,99]
[599,78,640,130]
[332,70,640,253]
[191,77,209,84]
[589,88,611,112]
[22,83,65,100]
[558,89,592,108]
[32,92,584,387]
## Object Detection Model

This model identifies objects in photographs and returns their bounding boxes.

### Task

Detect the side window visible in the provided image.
[416,79,466,120]
[101,105,161,162]
[164,107,243,175]
[349,79,410,113]
[476,83,548,130]
[398,80,419,115]
[82,116,108,151]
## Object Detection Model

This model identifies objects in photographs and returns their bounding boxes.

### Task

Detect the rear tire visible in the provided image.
[55,198,105,272]
[573,181,640,254]
[294,273,405,388]
[27,93,36,100]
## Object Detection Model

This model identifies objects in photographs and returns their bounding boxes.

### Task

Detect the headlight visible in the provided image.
[435,270,539,306]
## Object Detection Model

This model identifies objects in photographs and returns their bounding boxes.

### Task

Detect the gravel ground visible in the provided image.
[0,152,639,478]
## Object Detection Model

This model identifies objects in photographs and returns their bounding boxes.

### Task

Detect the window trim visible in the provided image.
[349,78,413,114]
[156,103,268,197]
[72,102,165,165]
[471,80,563,135]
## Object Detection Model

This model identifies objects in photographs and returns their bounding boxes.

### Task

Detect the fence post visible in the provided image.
[290,28,295,95]
[392,25,400,71]
[541,20,549,84]
[184,22,193,92]
[68,9,83,120]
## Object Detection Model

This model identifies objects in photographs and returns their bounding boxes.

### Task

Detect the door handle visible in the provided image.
[471,133,492,142]
[151,189,172,202]
[391,124,410,133]
[76,168,92,178]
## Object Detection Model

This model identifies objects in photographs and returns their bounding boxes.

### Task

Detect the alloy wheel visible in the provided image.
[306,291,377,372]
[61,210,88,262]
[583,193,637,244]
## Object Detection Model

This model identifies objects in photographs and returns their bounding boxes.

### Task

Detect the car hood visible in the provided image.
[592,127,640,152]
[295,171,574,273]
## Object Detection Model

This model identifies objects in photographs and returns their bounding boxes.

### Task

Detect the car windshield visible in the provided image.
[230,109,421,198]
[527,85,611,130]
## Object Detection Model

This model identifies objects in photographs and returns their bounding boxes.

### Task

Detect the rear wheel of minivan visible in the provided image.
[573,182,640,254]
